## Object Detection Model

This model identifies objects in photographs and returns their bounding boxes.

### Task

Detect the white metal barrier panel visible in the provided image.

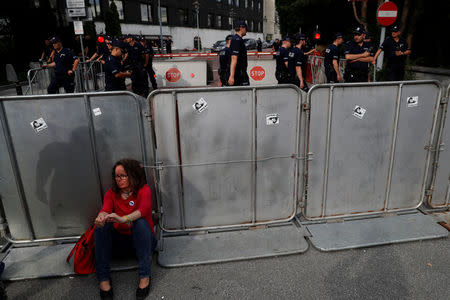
[428,84,450,208]
[152,61,207,87]
[150,86,309,266]
[305,81,441,219]
[247,60,277,86]
[0,92,153,242]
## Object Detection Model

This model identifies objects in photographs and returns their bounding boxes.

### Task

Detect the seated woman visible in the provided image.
[94,158,157,300]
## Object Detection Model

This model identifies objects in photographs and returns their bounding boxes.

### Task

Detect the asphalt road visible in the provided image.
[4,236,449,300]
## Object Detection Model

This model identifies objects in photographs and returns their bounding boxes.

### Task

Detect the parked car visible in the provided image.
[244,38,257,50]
[211,40,227,53]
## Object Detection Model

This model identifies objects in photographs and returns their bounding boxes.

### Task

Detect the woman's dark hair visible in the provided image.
[111,158,146,194]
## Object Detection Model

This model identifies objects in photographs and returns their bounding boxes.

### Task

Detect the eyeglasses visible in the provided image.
[115,174,128,180]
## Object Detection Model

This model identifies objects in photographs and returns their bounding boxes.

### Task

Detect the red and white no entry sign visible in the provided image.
[377,1,398,27]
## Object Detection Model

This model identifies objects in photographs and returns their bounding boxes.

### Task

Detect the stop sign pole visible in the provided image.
[376,1,398,70]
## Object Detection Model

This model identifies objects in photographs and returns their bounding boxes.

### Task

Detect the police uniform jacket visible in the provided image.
[126,42,147,66]
[54,48,77,76]
[344,41,371,72]
[324,44,339,71]
[276,46,290,74]
[380,36,410,68]
[230,34,248,77]
[104,55,126,91]
[288,47,305,78]
[219,47,232,78]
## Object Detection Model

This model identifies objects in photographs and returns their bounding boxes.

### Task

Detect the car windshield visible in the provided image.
[214,41,226,47]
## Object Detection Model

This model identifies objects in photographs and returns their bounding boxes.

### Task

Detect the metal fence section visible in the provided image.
[152,61,207,87]
[304,81,441,220]
[427,84,450,208]
[26,61,105,95]
[150,86,303,232]
[306,55,347,85]
[0,92,153,242]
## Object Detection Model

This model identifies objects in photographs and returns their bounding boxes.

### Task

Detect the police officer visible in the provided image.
[324,33,344,83]
[139,36,158,90]
[257,38,262,52]
[228,21,249,86]
[288,34,307,90]
[165,36,173,58]
[104,40,131,91]
[344,27,373,82]
[374,25,411,81]
[44,37,79,94]
[275,36,291,84]
[272,38,280,59]
[87,35,111,64]
[124,34,150,97]
[218,35,233,86]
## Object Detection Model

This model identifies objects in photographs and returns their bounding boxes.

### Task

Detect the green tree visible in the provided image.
[104,1,122,37]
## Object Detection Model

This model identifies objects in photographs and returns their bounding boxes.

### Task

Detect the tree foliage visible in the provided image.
[104,1,122,37]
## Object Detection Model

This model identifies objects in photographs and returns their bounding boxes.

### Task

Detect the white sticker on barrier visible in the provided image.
[93,107,102,116]
[193,98,208,113]
[30,117,48,133]
[407,96,419,108]
[266,113,280,125]
[353,106,366,119]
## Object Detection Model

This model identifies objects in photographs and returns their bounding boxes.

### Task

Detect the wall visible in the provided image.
[95,22,263,50]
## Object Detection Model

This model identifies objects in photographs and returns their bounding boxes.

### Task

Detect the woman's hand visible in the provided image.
[106,213,127,224]
[95,212,108,227]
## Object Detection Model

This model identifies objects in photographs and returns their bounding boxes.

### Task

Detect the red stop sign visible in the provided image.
[377,1,398,27]
[166,68,181,82]
[250,66,265,81]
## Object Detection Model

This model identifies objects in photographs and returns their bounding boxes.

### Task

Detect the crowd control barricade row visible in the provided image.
[152,61,207,87]
[302,81,448,251]
[149,85,309,266]
[0,92,154,242]
[426,83,450,208]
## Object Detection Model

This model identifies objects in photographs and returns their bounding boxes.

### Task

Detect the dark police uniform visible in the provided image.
[104,54,126,91]
[97,43,111,64]
[272,40,280,59]
[230,34,249,86]
[324,44,340,83]
[344,41,371,82]
[288,47,305,87]
[47,48,77,94]
[257,39,262,52]
[275,46,291,84]
[126,41,149,96]
[380,36,410,81]
[143,41,158,90]
[219,46,232,86]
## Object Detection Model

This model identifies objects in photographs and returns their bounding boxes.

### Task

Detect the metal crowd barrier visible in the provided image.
[0,82,448,271]
[306,55,347,84]
[26,61,105,95]
[0,92,153,242]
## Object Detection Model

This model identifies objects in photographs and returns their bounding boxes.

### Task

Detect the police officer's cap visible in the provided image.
[282,36,291,42]
[353,27,365,35]
[138,36,146,42]
[105,35,113,41]
[296,33,307,41]
[226,35,234,41]
[235,21,247,28]
[391,25,400,32]
[334,32,344,40]
[50,36,61,44]
[111,39,126,50]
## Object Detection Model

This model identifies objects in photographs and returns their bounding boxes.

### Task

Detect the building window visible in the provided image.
[89,0,101,18]
[159,6,168,23]
[251,1,254,9]
[140,3,153,22]
[113,1,124,20]
[216,15,222,28]
[207,14,213,27]
[228,0,233,5]
[235,0,239,7]
[258,22,262,32]
[228,16,232,27]
[177,9,188,25]
[245,0,248,8]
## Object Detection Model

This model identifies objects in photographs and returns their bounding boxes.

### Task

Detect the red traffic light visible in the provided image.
[314,32,321,40]
[98,36,105,43]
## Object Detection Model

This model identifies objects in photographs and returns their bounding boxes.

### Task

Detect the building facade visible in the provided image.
[262,0,280,41]
[85,0,264,49]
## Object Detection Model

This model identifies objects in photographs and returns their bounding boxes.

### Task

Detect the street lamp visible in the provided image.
[193,1,200,52]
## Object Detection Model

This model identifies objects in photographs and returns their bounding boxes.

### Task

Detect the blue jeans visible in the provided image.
[94,218,157,282]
